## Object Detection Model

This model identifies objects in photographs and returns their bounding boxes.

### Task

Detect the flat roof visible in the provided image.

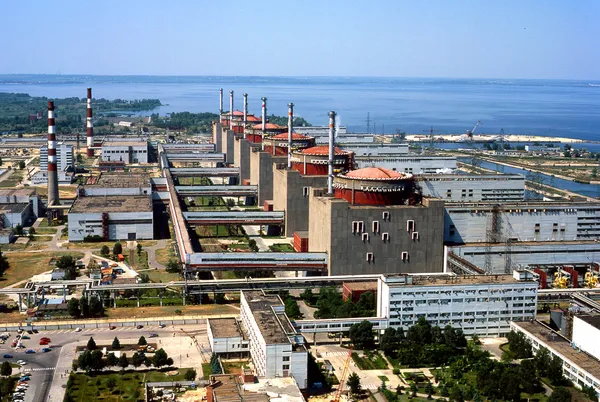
[420,174,524,181]
[0,189,35,198]
[514,320,600,380]
[87,172,151,188]
[344,281,378,291]
[0,203,30,214]
[243,291,290,345]
[102,140,147,147]
[208,318,245,339]
[384,273,530,287]
[70,195,152,213]
[209,374,269,402]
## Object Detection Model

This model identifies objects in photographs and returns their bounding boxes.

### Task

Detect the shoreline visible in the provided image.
[404,133,588,144]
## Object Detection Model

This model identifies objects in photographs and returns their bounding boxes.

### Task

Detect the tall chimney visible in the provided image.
[243,93,248,137]
[47,101,59,208]
[86,88,94,157]
[219,88,223,121]
[327,111,336,195]
[287,103,294,169]
[229,90,234,130]
[261,97,267,132]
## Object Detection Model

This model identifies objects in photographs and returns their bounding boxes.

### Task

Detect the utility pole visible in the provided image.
[366,112,371,134]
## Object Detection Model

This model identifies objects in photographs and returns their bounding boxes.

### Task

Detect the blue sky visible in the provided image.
[2,0,598,79]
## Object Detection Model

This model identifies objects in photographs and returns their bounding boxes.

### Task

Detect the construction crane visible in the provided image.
[332,347,353,402]
[423,127,438,149]
[466,120,482,140]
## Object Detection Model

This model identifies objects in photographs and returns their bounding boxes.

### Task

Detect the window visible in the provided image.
[401,251,409,262]
[382,232,389,242]
[366,252,374,262]
[535,223,540,233]
[302,186,309,197]
[382,211,390,221]
[362,233,369,242]
[351,221,364,233]
[372,221,380,233]
[283,356,290,362]
[412,232,419,241]
[407,220,415,232]
[283,365,290,370]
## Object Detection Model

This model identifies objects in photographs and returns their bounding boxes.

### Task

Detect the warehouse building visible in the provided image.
[355,155,457,174]
[240,290,308,389]
[101,138,149,164]
[207,318,249,357]
[68,195,153,241]
[379,270,538,337]
[0,189,40,234]
[420,174,525,202]
[308,167,445,275]
[340,143,409,156]
[80,172,152,197]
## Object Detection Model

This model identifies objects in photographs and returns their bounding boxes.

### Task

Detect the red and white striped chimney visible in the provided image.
[328,111,336,194]
[47,101,59,207]
[86,88,94,157]
[287,103,294,168]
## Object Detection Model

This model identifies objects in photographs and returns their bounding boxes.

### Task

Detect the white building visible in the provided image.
[420,174,525,202]
[340,143,409,156]
[355,155,457,174]
[101,138,148,164]
[207,318,249,356]
[377,270,538,337]
[240,290,308,389]
[445,202,600,244]
[33,143,74,184]
[512,320,600,398]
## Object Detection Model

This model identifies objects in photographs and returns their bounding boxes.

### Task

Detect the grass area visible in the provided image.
[116,297,183,308]
[202,363,212,380]
[0,251,84,287]
[222,360,249,375]
[352,351,389,370]
[0,170,25,188]
[34,227,59,235]
[105,303,239,319]
[146,268,181,283]
[30,235,54,242]
[378,375,389,382]
[127,251,149,270]
[269,243,295,252]
[155,241,177,266]
[68,369,189,401]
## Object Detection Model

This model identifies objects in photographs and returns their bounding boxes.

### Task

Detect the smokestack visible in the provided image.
[86,88,94,157]
[219,88,223,121]
[243,93,248,137]
[47,101,59,208]
[261,97,267,132]
[287,103,294,169]
[229,90,234,130]
[328,111,336,195]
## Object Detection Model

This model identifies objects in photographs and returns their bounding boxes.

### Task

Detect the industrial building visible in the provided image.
[32,142,74,185]
[308,167,445,275]
[355,155,457,173]
[512,319,600,397]
[0,189,40,238]
[378,270,538,337]
[420,174,525,202]
[340,142,409,156]
[240,290,308,389]
[207,318,249,357]
[445,201,600,244]
[101,137,149,164]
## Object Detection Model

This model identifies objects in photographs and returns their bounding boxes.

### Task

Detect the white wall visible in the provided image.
[572,317,600,360]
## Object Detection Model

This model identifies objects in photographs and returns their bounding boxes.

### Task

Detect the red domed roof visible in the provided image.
[232,110,244,116]
[246,115,261,122]
[272,132,309,140]
[251,123,284,130]
[301,146,349,156]
[343,167,409,180]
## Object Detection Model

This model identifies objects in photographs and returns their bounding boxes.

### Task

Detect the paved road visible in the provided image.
[2,323,209,402]
[145,239,168,269]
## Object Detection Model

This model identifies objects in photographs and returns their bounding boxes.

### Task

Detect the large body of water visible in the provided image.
[0,75,599,141]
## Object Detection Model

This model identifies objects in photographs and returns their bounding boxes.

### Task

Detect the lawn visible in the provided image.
[116,297,183,308]
[0,170,25,188]
[68,369,190,402]
[34,227,59,235]
[30,235,54,242]
[155,242,177,266]
[352,351,389,370]
[104,304,239,320]
[126,251,149,271]
[269,243,295,252]
[222,360,249,375]
[1,251,84,287]
[146,268,181,283]
[202,363,212,380]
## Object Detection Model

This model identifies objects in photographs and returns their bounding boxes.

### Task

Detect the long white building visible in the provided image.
[240,290,308,389]
[355,155,457,174]
[420,174,525,202]
[377,270,538,337]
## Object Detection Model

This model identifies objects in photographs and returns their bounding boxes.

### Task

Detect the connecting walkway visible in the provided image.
[176,185,257,197]
[165,153,225,162]
[170,167,239,177]
[294,317,388,333]
[186,252,327,271]
[183,211,284,225]
[161,144,215,153]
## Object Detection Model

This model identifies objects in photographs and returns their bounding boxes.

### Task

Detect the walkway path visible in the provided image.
[145,239,167,269]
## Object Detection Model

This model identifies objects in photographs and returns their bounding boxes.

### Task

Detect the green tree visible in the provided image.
[549,387,572,402]
[139,273,150,283]
[153,348,169,368]
[111,337,120,350]
[548,355,565,384]
[284,297,302,319]
[79,296,90,318]
[89,296,103,317]
[166,259,181,273]
[56,255,77,280]
[347,372,362,395]
[410,382,418,397]
[450,386,463,402]
[0,250,8,277]
[425,382,434,399]
[300,288,313,302]
[184,368,197,381]
[106,352,118,367]
[87,337,97,350]
[349,320,374,349]
[131,352,144,368]
[14,224,24,236]
[118,353,129,370]
[0,361,12,376]
[67,297,80,318]
[89,350,105,371]
[18,160,25,170]
[136,243,142,255]
[248,239,258,252]
[534,346,551,377]
[78,350,92,372]
[100,245,110,256]
[113,242,123,256]
[380,327,401,355]
[138,336,147,346]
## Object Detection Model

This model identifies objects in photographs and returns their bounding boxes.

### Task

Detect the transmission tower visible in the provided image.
[484,205,502,273]
[504,238,513,274]
[366,112,371,134]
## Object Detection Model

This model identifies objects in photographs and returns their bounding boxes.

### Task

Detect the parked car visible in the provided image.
[40,337,50,342]
[20,335,30,340]
[24,350,35,354]
[10,341,17,348]
[3,354,13,359]
[158,324,166,328]
[16,360,26,365]
[109,326,116,330]
[26,330,32,335]
[19,376,30,381]
[31,329,38,334]
[42,348,51,353]
[39,340,49,345]
[136,325,143,329]
[148,333,158,338]
[75,328,82,332]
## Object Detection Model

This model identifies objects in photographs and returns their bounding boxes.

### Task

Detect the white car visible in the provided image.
[75,328,82,332]
[16,360,26,365]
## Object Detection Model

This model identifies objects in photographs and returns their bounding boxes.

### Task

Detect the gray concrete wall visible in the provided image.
[309,193,445,275]
[68,211,153,241]
[273,168,327,237]
[221,129,234,164]
[233,136,251,182]
[250,150,286,205]
[213,122,222,153]
[420,175,525,202]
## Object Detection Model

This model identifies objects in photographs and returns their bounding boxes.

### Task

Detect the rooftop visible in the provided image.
[383,273,533,287]
[0,189,36,198]
[342,167,410,181]
[271,132,310,140]
[70,195,152,213]
[242,290,291,345]
[209,374,270,402]
[0,203,30,214]
[102,140,147,147]
[300,146,352,156]
[246,115,261,122]
[420,174,524,181]
[344,281,378,292]
[514,320,600,380]
[251,123,284,130]
[209,318,246,339]
[87,172,151,188]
